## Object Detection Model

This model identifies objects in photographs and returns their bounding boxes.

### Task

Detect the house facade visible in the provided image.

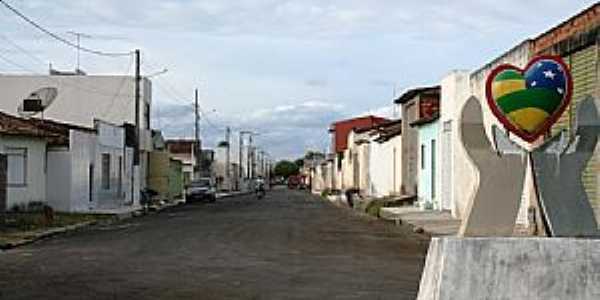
[0,112,52,210]
[0,74,153,207]
[0,111,137,212]
[367,120,402,198]
[46,120,134,212]
[166,139,199,186]
[411,115,441,210]
[395,86,441,197]
[329,116,388,191]
[344,129,370,193]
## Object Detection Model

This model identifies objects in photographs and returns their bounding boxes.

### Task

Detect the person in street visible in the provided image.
[255,176,266,198]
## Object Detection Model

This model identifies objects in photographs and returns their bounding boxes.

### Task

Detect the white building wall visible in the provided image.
[67,130,96,212]
[368,134,402,198]
[0,136,47,209]
[440,70,473,218]
[46,150,72,211]
[46,122,133,212]
[0,75,151,134]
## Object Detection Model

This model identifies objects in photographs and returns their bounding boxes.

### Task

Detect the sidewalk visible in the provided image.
[379,207,461,236]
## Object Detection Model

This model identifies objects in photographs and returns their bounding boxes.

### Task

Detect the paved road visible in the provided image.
[0,189,429,300]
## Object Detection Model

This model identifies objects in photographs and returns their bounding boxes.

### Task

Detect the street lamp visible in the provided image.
[145,68,169,78]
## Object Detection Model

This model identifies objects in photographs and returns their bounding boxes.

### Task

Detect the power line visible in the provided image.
[0,51,36,72]
[0,0,133,57]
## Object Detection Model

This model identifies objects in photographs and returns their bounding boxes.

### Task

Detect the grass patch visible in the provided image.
[365,199,387,217]
[2,212,111,232]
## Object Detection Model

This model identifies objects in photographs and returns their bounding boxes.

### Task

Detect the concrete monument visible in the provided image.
[417,56,600,299]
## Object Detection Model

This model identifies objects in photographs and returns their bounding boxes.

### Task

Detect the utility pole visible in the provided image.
[131,48,140,205]
[225,126,231,183]
[134,49,141,166]
[194,88,200,179]
[247,134,253,179]
[239,132,244,185]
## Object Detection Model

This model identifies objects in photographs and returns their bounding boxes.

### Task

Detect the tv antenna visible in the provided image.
[66,31,92,72]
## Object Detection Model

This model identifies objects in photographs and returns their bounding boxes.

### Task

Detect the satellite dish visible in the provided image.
[17,87,58,118]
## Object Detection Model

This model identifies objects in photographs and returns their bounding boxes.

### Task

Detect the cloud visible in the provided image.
[3,0,598,160]
[154,100,344,159]
[305,79,328,87]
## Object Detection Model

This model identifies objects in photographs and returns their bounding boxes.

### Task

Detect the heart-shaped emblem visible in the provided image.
[485,56,573,143]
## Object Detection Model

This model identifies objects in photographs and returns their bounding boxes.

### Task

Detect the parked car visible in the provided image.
[185,178,217,203]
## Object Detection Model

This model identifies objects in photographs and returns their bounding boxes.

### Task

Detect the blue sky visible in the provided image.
[0,0,596,159]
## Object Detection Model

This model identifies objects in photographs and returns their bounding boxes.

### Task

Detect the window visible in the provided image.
[118,156,123,197]
[6,147,27,186]
[421,144,425,170]
[443,120,452,132]
[431,139,436,199]
[145,103,151,129]
[101,153,110,190]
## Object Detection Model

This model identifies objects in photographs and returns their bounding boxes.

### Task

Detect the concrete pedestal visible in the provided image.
[417,237,600,300]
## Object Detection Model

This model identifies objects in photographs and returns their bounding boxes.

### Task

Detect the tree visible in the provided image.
[294,158,304,168]
[273,160,300,179]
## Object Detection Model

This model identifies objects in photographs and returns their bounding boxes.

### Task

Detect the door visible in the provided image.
[88,164,94,203]
[118,157,123,198]
[431,139,437,209]
[0,154,6,222]
[353,152,360,190]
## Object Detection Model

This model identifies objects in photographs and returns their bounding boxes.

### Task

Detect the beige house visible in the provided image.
[367,120,403,198]
[344,129,371,193]
[395,86,441,197]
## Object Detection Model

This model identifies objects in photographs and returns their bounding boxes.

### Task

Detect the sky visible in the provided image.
[0,0,597,160]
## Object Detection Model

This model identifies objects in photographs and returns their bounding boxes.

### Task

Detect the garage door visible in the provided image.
[555,44,599,222]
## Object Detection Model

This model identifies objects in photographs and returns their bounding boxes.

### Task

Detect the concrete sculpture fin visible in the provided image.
[531,96,600,237]
[458,97,527,237]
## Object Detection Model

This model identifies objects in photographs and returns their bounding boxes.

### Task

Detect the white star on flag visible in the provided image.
[543,70,556,79]
[557,88,564,94]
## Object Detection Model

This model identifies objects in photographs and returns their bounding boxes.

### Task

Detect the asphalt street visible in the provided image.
[0,188,429,300]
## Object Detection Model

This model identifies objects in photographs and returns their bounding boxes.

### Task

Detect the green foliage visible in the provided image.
[365,199,387,217]
[273,160,299,179]
[304,151,325,160]
[294,159,304,168]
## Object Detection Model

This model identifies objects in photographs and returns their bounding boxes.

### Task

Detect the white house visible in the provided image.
[0,74,153,205]
[345,129,371,193]
[46,119,135,212]
[440,70,472,218]
[214,141,232,191]
[367,120,403,198]
[412,115,441,210]
[0,111,53,210]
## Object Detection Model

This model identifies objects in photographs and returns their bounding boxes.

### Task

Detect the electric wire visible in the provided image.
[0,0,133,57]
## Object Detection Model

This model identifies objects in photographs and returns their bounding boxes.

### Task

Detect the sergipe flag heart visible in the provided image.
[486,56,573,143]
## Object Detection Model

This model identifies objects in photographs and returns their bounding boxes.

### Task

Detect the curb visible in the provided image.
[0,220,97,250]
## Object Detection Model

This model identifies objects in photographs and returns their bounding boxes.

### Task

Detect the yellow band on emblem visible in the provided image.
[492,79,526,99]
[507,107,549,133]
